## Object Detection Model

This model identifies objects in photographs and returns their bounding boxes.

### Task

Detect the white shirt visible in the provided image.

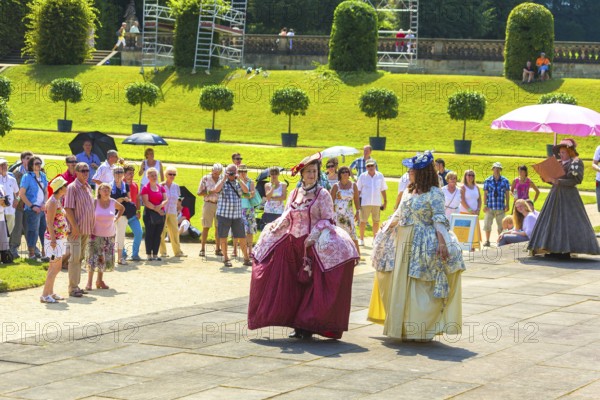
[92,161,114,186]
[0,174,18,215]
[397,172,410,194]
[442,185,461,221]
[594,145,600,181]
[459,184,480,213]
[357,171,388,206]
[523,213,538,238]
[163,182,180,215]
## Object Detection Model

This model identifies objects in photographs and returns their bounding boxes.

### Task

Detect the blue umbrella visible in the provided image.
[122,132,168,146]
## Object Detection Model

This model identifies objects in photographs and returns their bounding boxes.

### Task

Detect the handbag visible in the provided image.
[249,190,262,207]
[145,208,165,225]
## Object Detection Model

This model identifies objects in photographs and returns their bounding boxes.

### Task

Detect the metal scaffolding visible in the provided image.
[141,0,175,72]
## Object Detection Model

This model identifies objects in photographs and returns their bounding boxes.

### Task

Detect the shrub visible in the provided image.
[447,91,487,141]
[329,1,378,72]
[125,82,161,125]
[358,88,398,137]
[0,76,12,100]
[49,78,83,120]
[199,85,234,130]
[270,87,310,134]
[0,0,31,58]
[24,0,97,65]
[504,3,554,80]
[539,93,577,105]
[0,99,14,137]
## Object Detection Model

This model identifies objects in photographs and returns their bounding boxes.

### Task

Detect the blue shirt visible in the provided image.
[350,157,378,177]
[76,151,101,184]
[483,175,510,210]
[20,172,48,211]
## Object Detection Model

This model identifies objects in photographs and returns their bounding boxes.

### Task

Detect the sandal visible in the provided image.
[85,285,92,291]
[118,259,128,265]
[223,260,233,267]
[40,295,57,303]
[51,294,65,301]
[199,249,205,257]
[243,259,252,267]
[215,249,223,256]
[96,281,109,289]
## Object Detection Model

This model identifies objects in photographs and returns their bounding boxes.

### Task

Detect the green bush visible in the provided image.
[49,78,83,120]
[447,91,487,141]
[23,0,97,65]
[125,82,161,125]
[329,1,378,72]
[199,85,234,130]
[504,3,554,80]
[0,0,31,58]
[0,77,12,100]
[539,93,577,105]
[270,87,310,134]
[358,88,398,138]
[0,99,14,137]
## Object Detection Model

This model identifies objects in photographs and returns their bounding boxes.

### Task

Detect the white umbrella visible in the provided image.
[321,146,360,162]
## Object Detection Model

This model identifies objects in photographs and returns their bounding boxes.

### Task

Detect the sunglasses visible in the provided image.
[167,173,177,176]
[366,165,375,168]
[467,174,475,177]
[34,162,42,166]
[79,169,90,173]
[67,161,77,164]
[340,171,350,174]
[114,170,124,174]
[234,158,243,161]
[326,165,335,168]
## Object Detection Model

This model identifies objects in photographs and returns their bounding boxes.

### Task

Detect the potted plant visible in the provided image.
[270,87,310,147]
[125,82,161,133]
[199,85,234,143]
[0,98,14,137]
[539,93,577,156]
[0,76,12,100]
[49,78,83,132]
[358,88,398,151]
[447,91,487,155]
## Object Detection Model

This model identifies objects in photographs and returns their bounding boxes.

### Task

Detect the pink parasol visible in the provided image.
[491,103,600,144]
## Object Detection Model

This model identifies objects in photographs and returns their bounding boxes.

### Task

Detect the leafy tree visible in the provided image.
[539,93,577,105]
[358,88,398,138]
[270,87,309,134]
[49,78,83,120]
[199,85,234,130]
[418,0,494,39]
[125,82,161,125]
[447,91,486,141]
[0,77,12,101]
[504,2,554,80]
[329,1,378,72]
[0,99,14,137]
[0,0,31,57]
[24,0,98,65]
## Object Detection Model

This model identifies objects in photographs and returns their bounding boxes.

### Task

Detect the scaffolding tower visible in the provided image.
[364,0,419,69]
[141,0,175,72]
[193,1,247,73]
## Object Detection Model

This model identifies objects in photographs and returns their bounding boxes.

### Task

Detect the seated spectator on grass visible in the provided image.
[177,197,191,236]
[498,199,537,246]
[536,52,551,81]
[522,61,535,84]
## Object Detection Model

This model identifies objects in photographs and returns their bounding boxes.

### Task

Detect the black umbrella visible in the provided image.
[122,132,168,146]
[179,186,196,218]
[69,131,117,162]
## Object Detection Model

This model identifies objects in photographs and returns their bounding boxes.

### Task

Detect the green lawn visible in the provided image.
[0,259,48,292]
[3,65,600,159]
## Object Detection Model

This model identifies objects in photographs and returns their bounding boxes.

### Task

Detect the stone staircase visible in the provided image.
[0,50,116,66]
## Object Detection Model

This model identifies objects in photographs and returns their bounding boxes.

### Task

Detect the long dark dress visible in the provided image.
[528,158,600,255]
[248,187,359,339]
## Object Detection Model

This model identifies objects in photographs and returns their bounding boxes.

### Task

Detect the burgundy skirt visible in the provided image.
[248,234,355,339]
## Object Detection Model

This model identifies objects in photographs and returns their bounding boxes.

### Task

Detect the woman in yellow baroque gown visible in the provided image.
[368,151,465,341]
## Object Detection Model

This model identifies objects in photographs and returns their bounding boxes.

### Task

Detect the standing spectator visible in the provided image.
[350,145,377,179]
[61,155,78,185]
[592,144,600,213]
[197,163,222,257]
[111,166,135,265]
[177,198,191,236]
[482,162,510,247]
[459,170,482,250]
[213,164,251,267]
[238,165,257,255]
[139,148,164,187]
[394,171,410,210]
[435,158,451,186]
[395,30,406,52]
[262,167,287,225]
[18,156,48,261]
[442,171,461,221]
[330,166,360,256]
[76,140,101,187]
[159,166,187,258]
[510,165,540,210]
[40,177,70,303]
[231,152,243,168]
[141,167,167,261]
[64,162,95,297]
[0,184,10,257]
[325,158,339,188]
[86,183,124,291]
[356,158,388,246]
[9,151,33,259]
[123,164,143,261]
[92,150,120,187]
[0,158,19,237]
[536,52,551,81]
[286,28,295,51]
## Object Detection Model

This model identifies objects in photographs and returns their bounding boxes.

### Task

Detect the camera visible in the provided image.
[227,172,236,176]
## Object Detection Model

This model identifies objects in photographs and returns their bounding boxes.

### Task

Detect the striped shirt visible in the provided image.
[64,178,95,235]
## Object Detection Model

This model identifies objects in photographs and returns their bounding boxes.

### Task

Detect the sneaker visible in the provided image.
[40,256,50,262]
[358,239,365,246]
[154,257,162,261]
[28,255,42,263]
[483,241,491,247]
[174,253,188,258]
[129,255,142,262]
[160,254,169,258]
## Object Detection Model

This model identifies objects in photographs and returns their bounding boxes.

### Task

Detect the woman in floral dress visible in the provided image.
[368,151,465,341]
[330,166,360,256]
[239,165,258,255]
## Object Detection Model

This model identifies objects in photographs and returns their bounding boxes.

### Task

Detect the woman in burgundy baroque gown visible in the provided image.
[249,153,359,339]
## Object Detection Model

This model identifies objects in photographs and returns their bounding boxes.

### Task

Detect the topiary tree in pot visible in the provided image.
[270,87,310,148]
[0,76,12,100]
[0,98,14,137]
[447,91,487,155]
[199,84,234,143]
[49,78,83,132]
[358,88,398,151]
[125,82,161,133]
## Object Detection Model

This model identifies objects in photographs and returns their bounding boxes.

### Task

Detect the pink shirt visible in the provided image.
[141,183,166,207]
[93,198,117,237]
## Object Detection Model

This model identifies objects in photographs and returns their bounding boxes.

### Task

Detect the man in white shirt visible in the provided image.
[0,158,19,234]
[92,150,120,187]
[356,159,387,246]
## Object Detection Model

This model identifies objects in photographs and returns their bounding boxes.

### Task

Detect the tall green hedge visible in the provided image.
[328,1,378,72]
[0,0,31,58]
[24,0,98,65]
[504,3,554,80]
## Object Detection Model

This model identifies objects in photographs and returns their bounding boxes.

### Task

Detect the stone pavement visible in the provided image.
[1,234,600,399]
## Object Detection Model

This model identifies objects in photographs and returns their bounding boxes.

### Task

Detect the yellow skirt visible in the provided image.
[367,225,463,340]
